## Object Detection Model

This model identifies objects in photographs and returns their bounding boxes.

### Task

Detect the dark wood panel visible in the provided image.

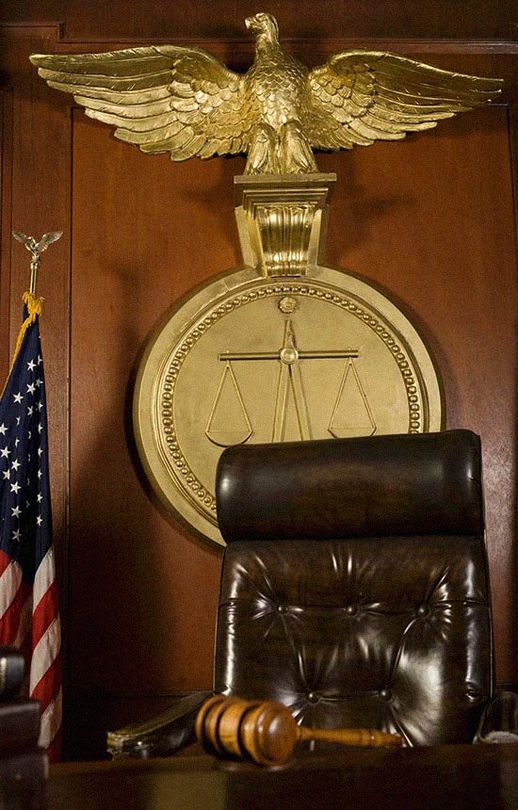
[0,88,13,385]
[0,23,73,598]
[68,116,228,696]
[44,746,518,810]
[1,0,517,42]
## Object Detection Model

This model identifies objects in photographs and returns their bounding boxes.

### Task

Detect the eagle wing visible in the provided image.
[305,51,503,150]
[30,47,255,160]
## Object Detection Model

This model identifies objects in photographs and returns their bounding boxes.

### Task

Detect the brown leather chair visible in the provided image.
[109,429,511,756]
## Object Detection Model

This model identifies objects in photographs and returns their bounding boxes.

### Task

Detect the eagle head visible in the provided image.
[245,12,279,42]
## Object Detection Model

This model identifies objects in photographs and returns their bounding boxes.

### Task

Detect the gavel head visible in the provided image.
[195,695,299,766]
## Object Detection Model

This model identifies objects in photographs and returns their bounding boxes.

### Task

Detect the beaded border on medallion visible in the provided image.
[158,281,424,524]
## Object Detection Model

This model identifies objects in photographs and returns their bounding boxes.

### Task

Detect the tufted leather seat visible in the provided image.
[214,429,493,747]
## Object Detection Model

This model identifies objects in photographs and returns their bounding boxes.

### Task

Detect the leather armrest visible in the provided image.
[475,691,518,744]
[107,691,212,758]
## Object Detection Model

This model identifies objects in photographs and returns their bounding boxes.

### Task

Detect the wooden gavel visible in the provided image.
[195,695,403,766]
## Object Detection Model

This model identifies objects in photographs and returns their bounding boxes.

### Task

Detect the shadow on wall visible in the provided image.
[64,255,221,760]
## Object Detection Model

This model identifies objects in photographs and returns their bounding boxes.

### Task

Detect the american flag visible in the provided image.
[0,292,62,760]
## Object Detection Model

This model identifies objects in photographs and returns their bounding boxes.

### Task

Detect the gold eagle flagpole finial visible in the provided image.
[4,230,62,388]
[30,13,502,176]
[12,231,63,297]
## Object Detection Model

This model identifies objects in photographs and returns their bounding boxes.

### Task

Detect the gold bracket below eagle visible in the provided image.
[30,12,502,176]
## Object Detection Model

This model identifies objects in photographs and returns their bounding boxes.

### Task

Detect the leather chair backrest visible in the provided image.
[214,430,493,746]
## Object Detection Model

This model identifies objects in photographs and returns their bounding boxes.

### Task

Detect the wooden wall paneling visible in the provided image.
[0,12,517,759]
[0,19,73,742]
[0,1,517,43]
[68,117,228,694]
[0,86,13,384]
[507,97,518,694]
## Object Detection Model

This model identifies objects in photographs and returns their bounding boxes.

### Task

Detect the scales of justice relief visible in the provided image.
[31,13,502,545]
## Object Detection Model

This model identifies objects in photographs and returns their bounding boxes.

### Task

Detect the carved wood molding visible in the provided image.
[1,21,518,53]
[0,88,13,384]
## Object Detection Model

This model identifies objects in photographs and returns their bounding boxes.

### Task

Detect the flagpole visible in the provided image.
[29,254,40,298]
[1,231,63,395]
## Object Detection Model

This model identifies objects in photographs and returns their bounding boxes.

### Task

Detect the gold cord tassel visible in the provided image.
[1,292,44,399]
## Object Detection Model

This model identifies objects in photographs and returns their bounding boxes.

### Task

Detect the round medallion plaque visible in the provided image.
[134,263,443,546]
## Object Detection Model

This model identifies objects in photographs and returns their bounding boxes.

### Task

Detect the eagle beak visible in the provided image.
[245,15,260,32]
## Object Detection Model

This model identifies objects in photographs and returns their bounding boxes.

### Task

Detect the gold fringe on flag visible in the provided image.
[1,292,44,399]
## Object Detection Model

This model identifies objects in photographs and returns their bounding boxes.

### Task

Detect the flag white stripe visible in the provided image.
[38,686,62,749]
[30,615,61,694]
[0,560,22,617]
[32,547,55,607]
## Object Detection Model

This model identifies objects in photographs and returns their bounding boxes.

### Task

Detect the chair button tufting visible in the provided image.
[346,605,357,615]
[277,604,288,614]
[379,689,392,701]
[417,604,429,616]
[307,692,319,703]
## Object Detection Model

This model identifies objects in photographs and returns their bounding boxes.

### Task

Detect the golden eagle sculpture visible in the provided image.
[31,12,502,175]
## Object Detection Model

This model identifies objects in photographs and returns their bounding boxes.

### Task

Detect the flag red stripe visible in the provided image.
[31,581,58,649]
[0,579,31,645]
[0,549,12,577]
[31,650,62,714]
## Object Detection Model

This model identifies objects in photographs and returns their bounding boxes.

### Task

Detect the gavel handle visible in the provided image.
[297,726,403,748]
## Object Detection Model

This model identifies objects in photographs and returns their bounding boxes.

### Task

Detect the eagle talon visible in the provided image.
[280,121,318,175]
[246,123,281,175]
